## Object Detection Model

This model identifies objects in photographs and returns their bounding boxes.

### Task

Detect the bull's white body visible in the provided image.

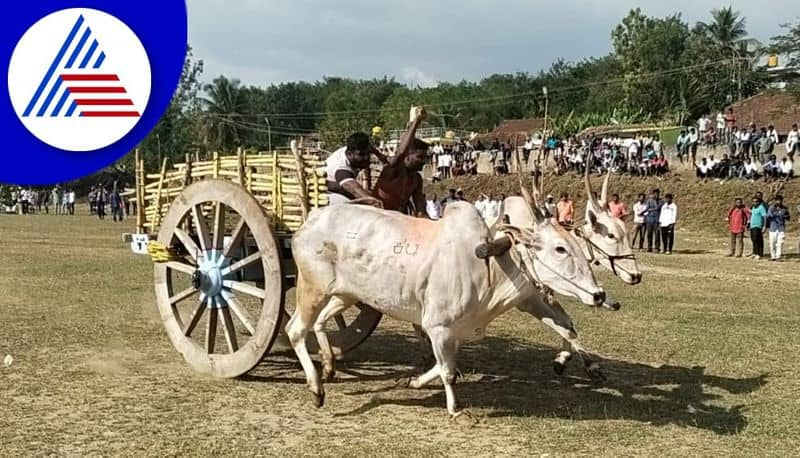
[287,198,603,416]
[293,202,536,340]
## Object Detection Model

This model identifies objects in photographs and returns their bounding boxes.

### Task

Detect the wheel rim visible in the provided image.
[154,180,284,378]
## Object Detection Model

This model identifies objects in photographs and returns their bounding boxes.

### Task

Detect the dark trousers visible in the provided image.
[112,206,123,222]
[646,221,661,251]
[750,228,764,256]
[729,232,745,256]
[632,223,645,249]
[97,203,105,219]
[660,225,675,252]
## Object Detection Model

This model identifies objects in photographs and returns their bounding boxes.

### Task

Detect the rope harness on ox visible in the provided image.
[573,226,637,278]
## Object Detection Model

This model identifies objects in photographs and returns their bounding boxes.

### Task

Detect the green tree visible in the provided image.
[199,76,249,151]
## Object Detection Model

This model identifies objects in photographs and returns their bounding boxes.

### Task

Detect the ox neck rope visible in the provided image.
[574,225,636,278]
[504,232,599,300]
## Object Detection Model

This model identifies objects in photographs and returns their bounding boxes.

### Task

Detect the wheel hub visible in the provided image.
[194,250,230,301]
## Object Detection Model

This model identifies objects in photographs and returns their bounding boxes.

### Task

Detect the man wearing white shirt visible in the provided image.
[780,157,794,178]
[68,190,76,215]
[787,123,799,160]
[425,194,442,220]
[632,193,647,250]
[658,193,677,255]
[698,115,711,143]
[484,194,499,219]
[474,194,488,218]
[766,125,779,146]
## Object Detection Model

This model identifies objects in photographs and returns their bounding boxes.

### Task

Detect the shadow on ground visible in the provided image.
[251,332,765,436]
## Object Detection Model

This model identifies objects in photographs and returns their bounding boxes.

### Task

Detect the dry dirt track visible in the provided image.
[1,210,799,456]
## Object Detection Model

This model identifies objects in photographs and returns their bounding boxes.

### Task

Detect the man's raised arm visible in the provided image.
[389,106,427,167]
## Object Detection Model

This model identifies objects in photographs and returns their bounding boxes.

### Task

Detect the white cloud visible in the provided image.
[400,67,438,88]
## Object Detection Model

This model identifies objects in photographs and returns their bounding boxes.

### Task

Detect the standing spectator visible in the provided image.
[556,193,574,227]
[724,108,736,132]
[698,115,711,144]
[608,193,628,219]
[688,128,700,164]
[68,189,76,215]
[632,193,647,250]
[787,124,799,161]
[658,193,677,255]
[95,188,106,219]
[51,187,59,215]
[726,198,751,257]
[767,195,790,261]
[425,193,442,220]
[749,194,768,259]
[716,111,726,142]
[474,194,488,218]
[676,130,689,163]
[756,127,773,163]
[766,125,780,150]
[544,194,557,219]
[644,189,662,253]
[61,189,68,215]
[485,194,500,219]
[110,188,123,222]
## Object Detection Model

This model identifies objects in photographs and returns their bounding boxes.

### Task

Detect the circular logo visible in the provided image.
[8,8,151,152]
[1,1,186,185]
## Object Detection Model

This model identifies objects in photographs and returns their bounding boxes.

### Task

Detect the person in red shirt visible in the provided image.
[727,197,751,257]
[608,193,628,219]
[372,106,428,216]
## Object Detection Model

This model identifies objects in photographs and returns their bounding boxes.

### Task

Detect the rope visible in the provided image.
[147,240,183,263]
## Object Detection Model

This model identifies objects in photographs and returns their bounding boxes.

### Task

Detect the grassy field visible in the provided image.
[1,204,799,456]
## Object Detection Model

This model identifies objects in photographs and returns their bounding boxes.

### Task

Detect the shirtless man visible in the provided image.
[324,132,383,208]
[371,106,429,216]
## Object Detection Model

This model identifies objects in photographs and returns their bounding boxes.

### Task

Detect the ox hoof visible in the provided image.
[450,409,478,425]
[553,360,566,376]
[310,389,326,408]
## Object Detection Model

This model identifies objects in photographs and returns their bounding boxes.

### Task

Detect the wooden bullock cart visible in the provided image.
[124,146,382,378]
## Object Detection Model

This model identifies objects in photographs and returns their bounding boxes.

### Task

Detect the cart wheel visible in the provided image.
[154,179,284,378]
[276,294,382,359]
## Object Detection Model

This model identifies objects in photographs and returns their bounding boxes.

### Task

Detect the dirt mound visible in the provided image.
[425,170,799,236]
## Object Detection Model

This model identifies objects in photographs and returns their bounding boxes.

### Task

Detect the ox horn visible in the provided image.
[584,159,602,209]
[515,149,544,223]
[599,169,611,208]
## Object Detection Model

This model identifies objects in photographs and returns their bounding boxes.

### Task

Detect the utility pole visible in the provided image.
[264,117,272,153]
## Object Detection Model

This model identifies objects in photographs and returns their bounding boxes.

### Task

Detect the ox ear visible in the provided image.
[487,197,506,238]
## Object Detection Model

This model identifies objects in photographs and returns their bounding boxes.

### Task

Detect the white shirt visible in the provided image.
[633,202,647,224]
[659,203,678,227]
[698,117,710,131]
[426,199,442,220]
[474,199,487,218]
[716,113,725,130]
[68,192,75,203]
[787,129,799,152]
[698,163,711,174]
[628,142,639,156]
[739,131,751,142]
[653,140,663,154]
[484,200,500,219]
[767,128,779,144]
[744,162,757,174]
[781,160,793,174]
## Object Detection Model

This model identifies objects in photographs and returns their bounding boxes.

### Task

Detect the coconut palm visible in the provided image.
[200,76,249,151]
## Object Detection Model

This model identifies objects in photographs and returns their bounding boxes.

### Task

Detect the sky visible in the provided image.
[187,0,797,87]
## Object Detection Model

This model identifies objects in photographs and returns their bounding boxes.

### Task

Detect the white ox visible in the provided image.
[286,189,605,416]
[499,170,642,376]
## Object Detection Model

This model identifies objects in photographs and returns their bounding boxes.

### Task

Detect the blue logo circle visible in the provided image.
[2,1,187,185]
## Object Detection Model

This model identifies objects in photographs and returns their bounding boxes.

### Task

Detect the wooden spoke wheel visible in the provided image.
[154,180,284,378]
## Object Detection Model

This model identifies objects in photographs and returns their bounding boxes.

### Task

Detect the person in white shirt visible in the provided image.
[688,128,700,162]
[698,115,711,142]
[696,158,712,179]
[766,125,779,146]
[787,123,799,160]
[68,190,76,215]
[632,193,647,250]
[780,157,794,178]
[544,194,557,219]
[742,157,759,179]
[425,194,442,220]
[484,195,501,220]
[473,194,488,218]
[658,193,677,254]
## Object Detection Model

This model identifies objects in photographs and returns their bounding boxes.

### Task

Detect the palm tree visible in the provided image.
[696,7,762,101]
[200,76,249,151]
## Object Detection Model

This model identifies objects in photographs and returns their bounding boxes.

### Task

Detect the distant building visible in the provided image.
[726,90,800,139]
[477,118,545,145]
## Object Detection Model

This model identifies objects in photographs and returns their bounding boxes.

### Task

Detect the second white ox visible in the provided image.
[286,189,605,416]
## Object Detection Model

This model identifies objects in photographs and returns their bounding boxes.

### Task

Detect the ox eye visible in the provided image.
[608,234,616,240]
[556,246,568,254]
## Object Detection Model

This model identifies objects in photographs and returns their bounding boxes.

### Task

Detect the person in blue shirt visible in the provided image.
[643,188,662,253]
[749,195,768,259]
[767,195,790,261]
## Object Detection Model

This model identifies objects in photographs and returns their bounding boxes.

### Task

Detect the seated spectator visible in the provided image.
[696,158,712,180]
[741,157,760,180]
[764,155,780,180]
[779,157,794,179]
[652,153,669,176]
